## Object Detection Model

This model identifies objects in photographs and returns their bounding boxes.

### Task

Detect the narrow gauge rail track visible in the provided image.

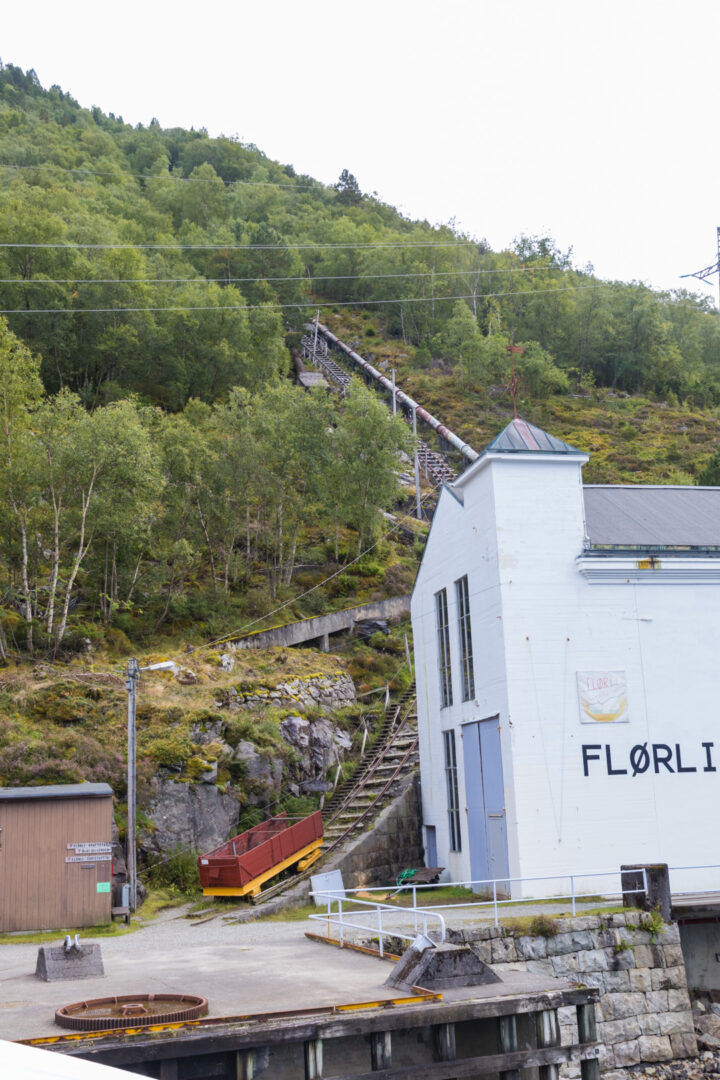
[301,326,469,488]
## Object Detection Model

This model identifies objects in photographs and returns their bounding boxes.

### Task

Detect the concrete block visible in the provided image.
[607,948,635,971]
[515,935,548,960]
[565,916,603,932]
[577,948,610,972]
[651,965,687,990]
[629,968,652,992]
[603,970,631,992]
[35,942,104,982]
[632,945,653,967]
[612,1039,641,1067]
[670,1032,698,1058]
[490,937,517,964]
[667,988,692,1012]
[550,953,579,977]
[637,1035,673,1062]
[385,940,502,992]
[600,992,646,1021]
[596,930,618,949]
[657,923,681,945]
[557,1005,577,1025]
[638,1013,661,1036]
[597,1017,642,1043]
[644,990,668,1013]
[658,1011,694,1037]
[597,1043,615,1070]
[547,931,594,955]
[662,944,685,967]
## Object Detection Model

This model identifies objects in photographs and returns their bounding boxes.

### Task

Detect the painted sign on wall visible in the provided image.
[577,671,628,724]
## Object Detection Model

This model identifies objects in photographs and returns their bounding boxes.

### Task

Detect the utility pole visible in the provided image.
[125,658,177,913]
[125,658,139,912]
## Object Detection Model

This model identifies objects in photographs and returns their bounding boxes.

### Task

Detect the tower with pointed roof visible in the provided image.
[411,417,720,896]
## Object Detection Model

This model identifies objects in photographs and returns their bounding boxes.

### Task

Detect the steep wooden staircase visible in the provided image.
[243,685,419,907]
[321,684,419,848]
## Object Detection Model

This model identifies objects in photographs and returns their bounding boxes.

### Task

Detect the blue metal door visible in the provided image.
[462,718,509,891]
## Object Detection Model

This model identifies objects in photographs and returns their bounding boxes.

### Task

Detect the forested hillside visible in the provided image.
[1,61,720,664]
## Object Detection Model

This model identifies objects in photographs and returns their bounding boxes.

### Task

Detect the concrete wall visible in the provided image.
[413,446,720,894]
[232,596,410,650]
[324,775,424,889]
[448,912,696,1079]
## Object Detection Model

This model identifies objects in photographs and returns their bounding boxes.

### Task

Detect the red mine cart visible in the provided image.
[198,811,323,898]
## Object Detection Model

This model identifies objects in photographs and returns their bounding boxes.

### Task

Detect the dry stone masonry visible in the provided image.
[215,671,356,712]
[447,912,696,1079]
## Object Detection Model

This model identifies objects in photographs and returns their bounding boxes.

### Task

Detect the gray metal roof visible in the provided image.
[584,486,720,549]
[486,418,582,455]
[0,783,113,802]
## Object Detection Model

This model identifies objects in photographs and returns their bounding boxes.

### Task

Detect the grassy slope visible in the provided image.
[323,309,720,484]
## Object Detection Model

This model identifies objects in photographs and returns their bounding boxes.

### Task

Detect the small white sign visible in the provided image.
[577,671,629,724]
[65,854,112,864]
[67,842,112,853]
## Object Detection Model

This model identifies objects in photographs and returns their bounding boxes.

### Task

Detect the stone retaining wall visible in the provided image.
[448,912,696,1079]
[323,775,424,888]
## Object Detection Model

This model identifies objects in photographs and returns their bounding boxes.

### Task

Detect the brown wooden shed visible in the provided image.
[0,782,114,932]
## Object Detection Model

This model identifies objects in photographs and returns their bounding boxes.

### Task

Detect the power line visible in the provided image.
[0,284,611,316]
[0,267,564,286]
[0,240,481,251]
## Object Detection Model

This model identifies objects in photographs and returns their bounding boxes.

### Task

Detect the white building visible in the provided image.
[411,417,720,897]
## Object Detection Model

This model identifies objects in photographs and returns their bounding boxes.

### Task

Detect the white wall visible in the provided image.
[413,448,720,898]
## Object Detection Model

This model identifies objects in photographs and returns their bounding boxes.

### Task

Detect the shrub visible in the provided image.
[146,847,200,894]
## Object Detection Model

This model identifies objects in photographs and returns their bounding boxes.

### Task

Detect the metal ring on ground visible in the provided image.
[55,993,208,1031]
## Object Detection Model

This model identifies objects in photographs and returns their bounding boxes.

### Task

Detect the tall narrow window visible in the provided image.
[435,588,453,708]
[455,575,475,701]
[443,729,462,852]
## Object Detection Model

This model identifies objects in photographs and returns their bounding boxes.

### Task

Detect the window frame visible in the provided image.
[443,728,462,852]
[435,587,453,709]
[455,574,475,702]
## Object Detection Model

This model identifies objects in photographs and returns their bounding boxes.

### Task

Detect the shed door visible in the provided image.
[462,718,509,892]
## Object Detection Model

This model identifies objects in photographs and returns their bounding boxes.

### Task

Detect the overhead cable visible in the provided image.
[0,267,564,286]
[0,284,612,316]
[0,240,482,251]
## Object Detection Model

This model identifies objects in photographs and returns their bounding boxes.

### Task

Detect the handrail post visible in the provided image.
[378,905,384,958]
[413,884,418,932]
[339,900,344,946]
[493,879,498,926]
[571,875,576,915]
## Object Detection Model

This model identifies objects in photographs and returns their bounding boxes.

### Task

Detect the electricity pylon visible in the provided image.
[680,227,720,328]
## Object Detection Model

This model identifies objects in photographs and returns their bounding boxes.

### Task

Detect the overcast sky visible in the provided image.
[3,1,719,297]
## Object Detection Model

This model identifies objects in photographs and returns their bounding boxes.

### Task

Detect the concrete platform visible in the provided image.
[0,909,573,1044]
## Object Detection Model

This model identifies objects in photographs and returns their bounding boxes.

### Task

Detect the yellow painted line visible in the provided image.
[202,839,323,897]
[336,993,442,1011]
[20,993,440,1046]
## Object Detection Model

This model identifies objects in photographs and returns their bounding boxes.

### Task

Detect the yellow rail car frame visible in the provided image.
[202,838,323,898]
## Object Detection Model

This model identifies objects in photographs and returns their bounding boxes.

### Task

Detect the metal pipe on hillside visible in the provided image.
[315,322,479,463]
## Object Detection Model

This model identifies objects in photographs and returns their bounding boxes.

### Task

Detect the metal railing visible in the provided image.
[308,894,447,957]
[667,863,720,895]
[330,868,649,928]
